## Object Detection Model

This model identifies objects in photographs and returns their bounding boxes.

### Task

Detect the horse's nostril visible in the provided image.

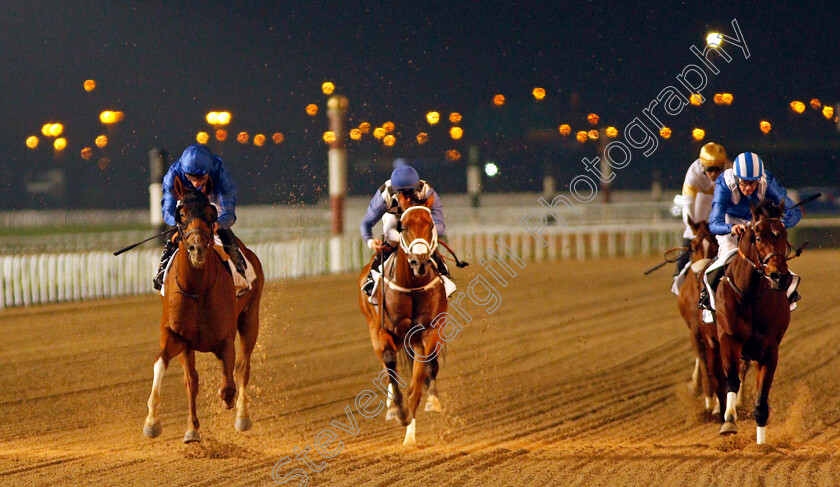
[188,245,196,253]
[410,259,417,266]
[770,272,780,280]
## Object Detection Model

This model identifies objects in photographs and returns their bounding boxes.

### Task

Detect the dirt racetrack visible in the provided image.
[2,250,840,486]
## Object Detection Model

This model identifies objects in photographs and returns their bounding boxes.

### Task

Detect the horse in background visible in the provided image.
[143,177,264,443]
[715,199,792,444]
[358,193,447,446]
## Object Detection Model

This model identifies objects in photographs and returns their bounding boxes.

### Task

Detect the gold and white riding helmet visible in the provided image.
[698,142,728,167]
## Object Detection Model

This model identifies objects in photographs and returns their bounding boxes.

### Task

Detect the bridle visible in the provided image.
[725,217,794,299]
[399,206,438,256]
[172,200,218,299]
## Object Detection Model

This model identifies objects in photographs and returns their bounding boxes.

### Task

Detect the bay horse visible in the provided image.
[676,217,723,413]
[358,193,447,446]
[143,177,264,443]
[715,199,792,444]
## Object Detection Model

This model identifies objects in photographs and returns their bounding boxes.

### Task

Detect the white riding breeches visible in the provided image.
[382,213,400,247]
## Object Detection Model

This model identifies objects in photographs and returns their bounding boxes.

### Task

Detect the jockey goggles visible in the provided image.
[396,182,425,200]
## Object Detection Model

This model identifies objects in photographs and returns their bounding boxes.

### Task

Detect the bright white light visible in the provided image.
[484,162,499,177]
[706,33,722,48]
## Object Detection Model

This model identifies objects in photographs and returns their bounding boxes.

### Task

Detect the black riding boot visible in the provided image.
[674,237,692,277]
[432,251,451,277]
[698,263,724,310]
[153,240,178,290]
[217,228,246,277]
[362,246,395,296]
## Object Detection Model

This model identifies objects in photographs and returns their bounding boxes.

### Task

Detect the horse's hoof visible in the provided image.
[386,408,397,421]
[402,419,417,447]
[425,396,442,413]
[143,421,162,439]
[235,417,252,432]
[183,430,201,443]
[719,421,738,435]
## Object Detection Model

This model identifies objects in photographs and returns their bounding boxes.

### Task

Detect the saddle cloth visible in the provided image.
[367,254,456,305]
[160,239,256,297]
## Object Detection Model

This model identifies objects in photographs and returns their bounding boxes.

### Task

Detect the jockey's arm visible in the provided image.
[708,184,732,236]
[430,189,445,236]
[360,191,388,246]
[214,164,238,229]
[161,165,179,226]
[765,175,802,228]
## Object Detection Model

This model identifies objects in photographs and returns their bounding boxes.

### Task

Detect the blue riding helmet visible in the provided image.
[179,144,215,175]
[733,152,764,181]
[391,165,420,190]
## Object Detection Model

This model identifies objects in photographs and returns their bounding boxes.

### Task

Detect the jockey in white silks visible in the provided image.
[673,142,730,282]
[698,152,802,320]
[360,165,456,300]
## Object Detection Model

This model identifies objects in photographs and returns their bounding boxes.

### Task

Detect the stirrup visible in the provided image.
[697,289,711,311]
[362,275,375,296]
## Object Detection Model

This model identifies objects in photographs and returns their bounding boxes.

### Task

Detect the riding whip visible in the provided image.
[113,228,177,256]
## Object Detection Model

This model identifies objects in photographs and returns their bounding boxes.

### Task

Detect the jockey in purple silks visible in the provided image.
[360,164,455,297]
[698,152,802,317]
[153,144,246,290]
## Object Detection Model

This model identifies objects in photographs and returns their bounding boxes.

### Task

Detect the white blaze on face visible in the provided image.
[411,242,429,256]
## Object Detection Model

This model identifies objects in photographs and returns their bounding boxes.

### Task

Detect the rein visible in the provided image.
[172,203,218,300]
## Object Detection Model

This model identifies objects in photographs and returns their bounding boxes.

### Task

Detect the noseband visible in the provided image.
[399,206,438,256]
[736,219,786,278]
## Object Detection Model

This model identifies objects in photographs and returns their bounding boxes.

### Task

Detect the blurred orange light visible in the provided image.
[323,131,336,144]
[426,112,440,125]
[349,128,362,140]
[306,104,318,116]
[692,128,705,141]
[383,121,395,133]
[587,130,599,140]
[272,132,285,144]
[450,127,463,140]
[206,112,219,124]
[26,136,38,149]
[41,124,52,136]
[83,80,96,92]
[449,112,462,124]
[215,129,228,141]
[322,82,335,95]
[95,135,108,148]
[576,131,588,143]
[721,93,733,105]
[217,112,231,125]
[605,126,618,138]
[196,132,209,144]
[54,138,67,151]
[237,132,249,144]
[689,94,703,106]
[790,101,806,113]
[49,123,64,137]
[532,87,546,100]
[558,124,571,136]
[810,98,822,110]
[713,94,724,105]
[823,106,834,119]
[97,157,110,170]
[373,127,386,139]
[383,135,396,147]
[254,134,266,147]
[445,149,461,161]
[416,132,429,144]
[759,121,771,134]
[493,94,505,106]
[587,113,599,125]
[80,147,93,160]
[359,122,371,134]
[660,127,672,139]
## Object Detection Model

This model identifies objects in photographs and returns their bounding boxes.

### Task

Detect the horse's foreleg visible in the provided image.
[144,332,184,439]
[424,356,442,413]
[178,350,201,443]
[381,346,406,424]
[736,358,750,408]
[217,338,236,410]
[403,345,428,447]
[754,348,779,445]
[718,333,743,435]
[234,312,259,432]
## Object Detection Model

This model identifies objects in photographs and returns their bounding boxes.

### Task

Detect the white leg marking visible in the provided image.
[756,426,766,445]
[386,383,394,408]
[725,391,738,421]
[705,396,713,411]
[712,396,721,416]
[692,358,700,384]
[144,358,166,437]
[403,418,416,446]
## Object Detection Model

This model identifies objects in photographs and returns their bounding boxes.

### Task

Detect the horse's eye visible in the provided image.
[755,236,761,243]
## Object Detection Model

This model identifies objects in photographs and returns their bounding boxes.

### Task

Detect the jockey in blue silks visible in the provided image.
[698,152,802,314]
[360,164,454,297]
[153,144,245,290]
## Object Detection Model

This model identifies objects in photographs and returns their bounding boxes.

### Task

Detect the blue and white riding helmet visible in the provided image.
[733,152,764,181]
[391,165,420,190]
[179,144,215,176]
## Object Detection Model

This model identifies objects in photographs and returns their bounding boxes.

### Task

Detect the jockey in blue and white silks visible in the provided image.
[360,164,454,298]
[154,144,245,290]
[698,152,802,314]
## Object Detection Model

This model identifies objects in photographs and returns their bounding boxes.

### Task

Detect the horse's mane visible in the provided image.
[180,189,216,224]
[754,198,783,220]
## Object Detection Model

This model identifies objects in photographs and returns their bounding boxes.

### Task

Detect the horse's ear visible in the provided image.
[778,199,786,214]
[202,176,213,195]
[173,176,186,200]
[750,202,760,222]
[424,193,435,209]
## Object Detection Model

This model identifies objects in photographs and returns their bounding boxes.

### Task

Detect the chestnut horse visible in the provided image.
[715,199,792,444]
[676,217,723,413]
[358,194,447,446]
[143,178,264,443]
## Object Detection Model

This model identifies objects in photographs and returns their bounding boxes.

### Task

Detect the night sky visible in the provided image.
[2,1,839,209]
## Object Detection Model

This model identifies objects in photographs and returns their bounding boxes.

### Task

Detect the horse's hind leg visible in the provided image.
[178,350,201,443]
[217,338,237,410]
[754,348,779,445]
[234,311,259,431]
[424,356,442,413]
[143,331,184,439]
